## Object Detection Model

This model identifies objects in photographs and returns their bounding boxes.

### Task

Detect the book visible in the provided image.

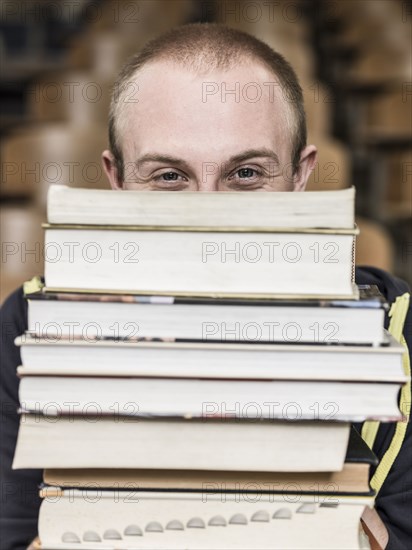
[12,415,351,472]
[43,225,358,298]
[15,332,406,382]
[47,185,356,229]
[18,373,404,422]
[37,489,373,549]
[43,427,378,495]
[26,282,388,345]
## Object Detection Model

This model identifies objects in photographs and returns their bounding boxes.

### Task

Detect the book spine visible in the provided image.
[352,236,356,284]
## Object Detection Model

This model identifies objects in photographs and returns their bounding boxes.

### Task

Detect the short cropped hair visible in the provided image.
[109,23,307,182]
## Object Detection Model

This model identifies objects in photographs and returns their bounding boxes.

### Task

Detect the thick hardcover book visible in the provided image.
[25,280,388,345]
[12,415,351,472]
[17,373,403,422]
[15,332,406,382]
[37,489,373,549]
[43,224,358,298]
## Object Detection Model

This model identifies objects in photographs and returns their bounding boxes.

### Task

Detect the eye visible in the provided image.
[153,171,187,184]
[237,168,257,179]
[229,166,262,182]
[160,171,180,181]
[151,170,189,191]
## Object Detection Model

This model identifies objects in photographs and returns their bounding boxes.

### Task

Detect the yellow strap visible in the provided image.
[23,275,44,296]
[362,293,411,495]
[361,420,380,449]
[388,293,410,341]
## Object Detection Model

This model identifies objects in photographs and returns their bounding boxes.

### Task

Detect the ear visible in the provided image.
[102,150,123,190]
[292,145,318,192]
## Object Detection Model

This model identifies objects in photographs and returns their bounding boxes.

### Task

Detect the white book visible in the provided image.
[43,226,357,298]
[18,374,403,422]
[26,285,387,346]
[12,414,350,472]
[47,185,356,229]
[15,332,406,383]
[38,490,373,550]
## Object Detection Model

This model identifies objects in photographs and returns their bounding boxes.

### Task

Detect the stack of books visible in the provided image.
[13,185,407,549]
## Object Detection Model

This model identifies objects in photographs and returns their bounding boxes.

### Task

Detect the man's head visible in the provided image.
[102,23,317,192]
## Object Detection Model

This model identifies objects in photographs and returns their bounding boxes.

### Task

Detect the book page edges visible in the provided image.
[40,285,360,300]
[42,223,359,234]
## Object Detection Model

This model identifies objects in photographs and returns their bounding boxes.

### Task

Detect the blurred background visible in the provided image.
[1,0,411,302]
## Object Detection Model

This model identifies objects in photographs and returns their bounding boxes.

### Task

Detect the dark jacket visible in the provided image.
[1,267,411,550]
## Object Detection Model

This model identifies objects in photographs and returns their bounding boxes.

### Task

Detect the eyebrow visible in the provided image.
[226,148,280,167]
[134,148,280,170]
[135,154,191,172]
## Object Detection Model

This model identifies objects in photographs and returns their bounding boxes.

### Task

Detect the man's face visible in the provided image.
[103,60,316,192]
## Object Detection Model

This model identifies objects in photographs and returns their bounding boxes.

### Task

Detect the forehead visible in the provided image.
[118,60,293,159]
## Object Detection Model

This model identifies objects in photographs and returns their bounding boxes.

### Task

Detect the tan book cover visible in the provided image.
[43,463,371,495]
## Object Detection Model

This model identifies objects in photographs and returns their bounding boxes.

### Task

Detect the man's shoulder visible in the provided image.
[0,282,29,337]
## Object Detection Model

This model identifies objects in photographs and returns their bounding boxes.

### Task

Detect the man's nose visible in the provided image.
[197,179,219,191]
[197,162,220,191]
